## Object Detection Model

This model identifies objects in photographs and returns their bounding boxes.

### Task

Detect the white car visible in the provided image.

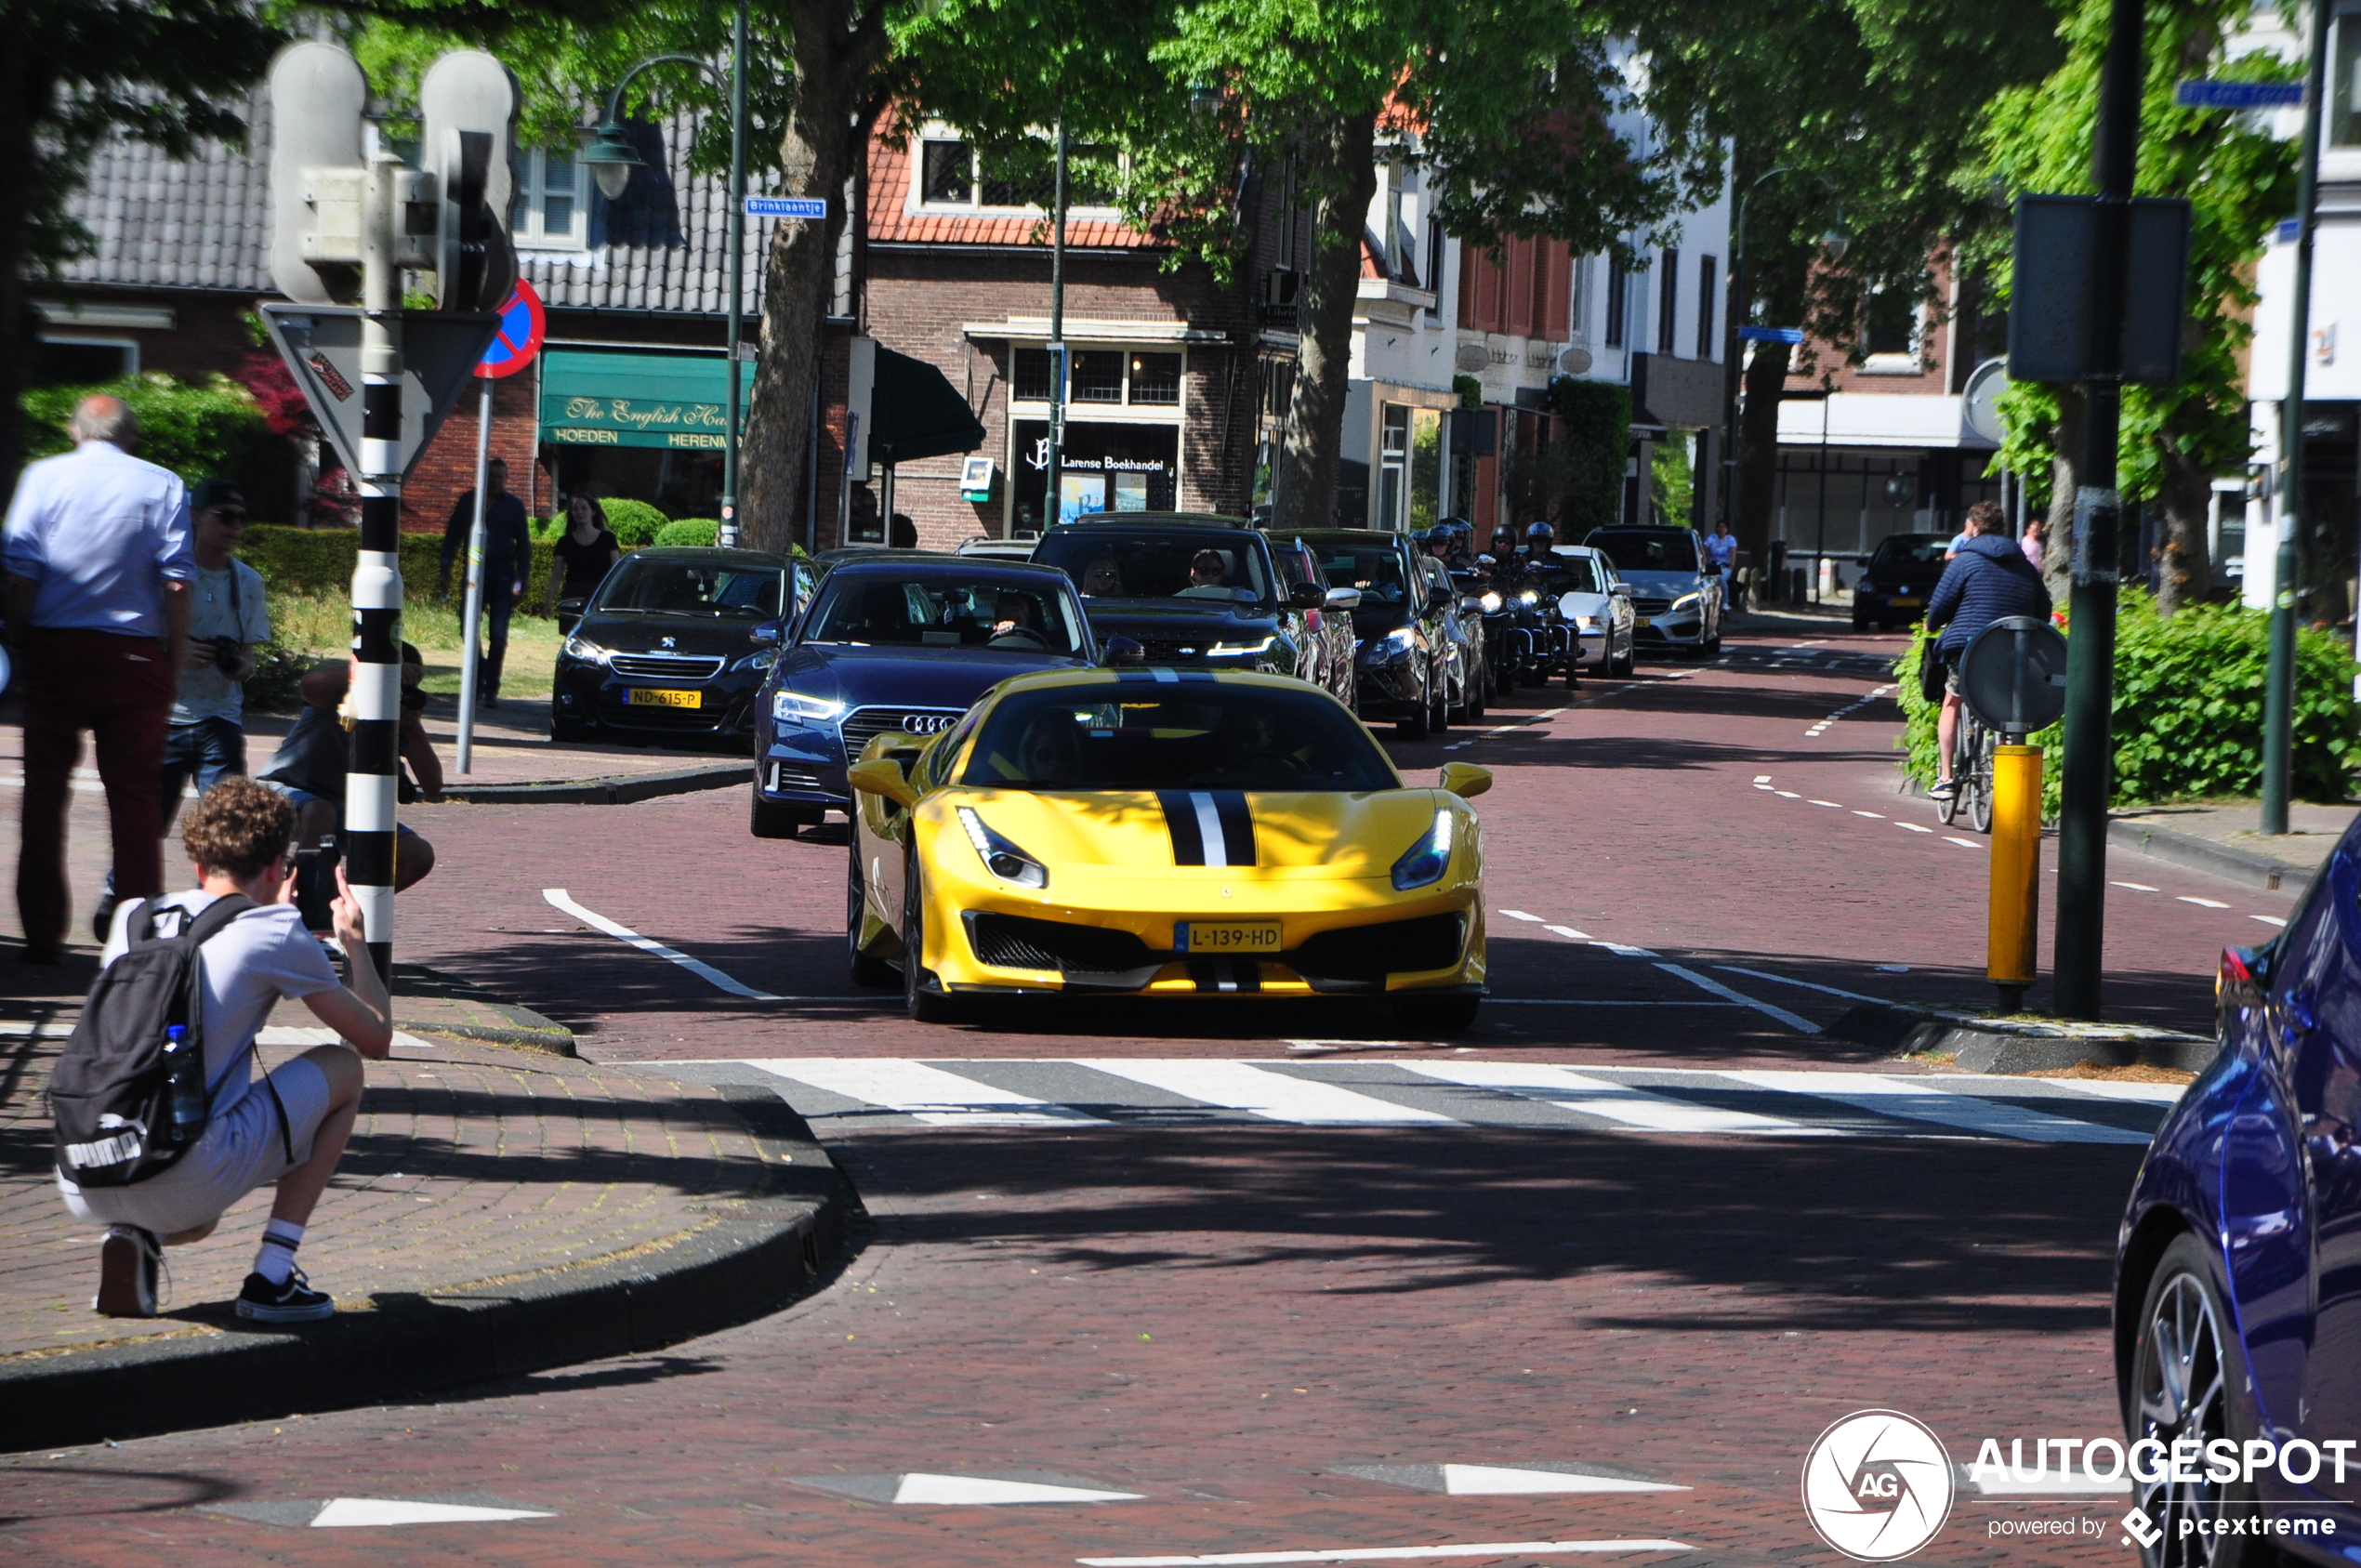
[1549,546,1636,676]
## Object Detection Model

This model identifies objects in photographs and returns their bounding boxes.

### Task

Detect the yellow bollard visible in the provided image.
[1988,744,2043,1010]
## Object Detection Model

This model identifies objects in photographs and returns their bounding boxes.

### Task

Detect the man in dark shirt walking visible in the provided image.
[437,458,533,705]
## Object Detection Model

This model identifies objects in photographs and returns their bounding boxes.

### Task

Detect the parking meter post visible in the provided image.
[1990,744,2044,1013]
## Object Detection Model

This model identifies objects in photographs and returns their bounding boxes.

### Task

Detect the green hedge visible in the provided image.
[653,518,720,547]
[1544,376,1629,535]
[21,372,278,506]
[602,498,669,547]
[235,524,559,613]
[1894,591,2358,811]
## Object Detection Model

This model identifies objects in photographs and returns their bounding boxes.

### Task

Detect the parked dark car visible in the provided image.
[1585,527,1723,654]
[1297,529,1452,739]
[1851,533,1951,631]
[1030,520,1317,679]
[550,548,794,746]
[748,556,1096,837]
[1419,551,1486,719]
[2113,818,2361,1559]
[1267,534,1359,708]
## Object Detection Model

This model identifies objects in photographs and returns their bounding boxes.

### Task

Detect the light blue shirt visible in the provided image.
[175,560,270,725]
[3,441,194,638]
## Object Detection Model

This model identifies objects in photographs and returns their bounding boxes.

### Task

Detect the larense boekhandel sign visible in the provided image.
[538,349,753,451]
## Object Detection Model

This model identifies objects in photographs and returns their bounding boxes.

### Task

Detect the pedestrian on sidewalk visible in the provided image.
[64,777,395,1322]
[257,646,440,891]
[546,494,621,630]
[2021,517,2045,571]
[163,481,270,828]
[4,395,194,961]
[436,458,532,706]
[1706,520,1737,608]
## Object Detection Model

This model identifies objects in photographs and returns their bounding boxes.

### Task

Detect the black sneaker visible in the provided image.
[94,1225,161,1317]
[1929,778,1959,800]
[235,1267,335,1323]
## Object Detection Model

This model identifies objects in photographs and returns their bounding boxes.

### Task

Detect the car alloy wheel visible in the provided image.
[751,787,802,839]
[847,840,895,988]
[902,843,959,1023]
[2128,1234,2270,1568]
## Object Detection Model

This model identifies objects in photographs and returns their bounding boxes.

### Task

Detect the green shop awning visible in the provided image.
[870,346,985,467]
[539,349,755,451]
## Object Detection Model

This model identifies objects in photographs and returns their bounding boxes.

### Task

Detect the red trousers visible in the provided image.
[17,628,173,953]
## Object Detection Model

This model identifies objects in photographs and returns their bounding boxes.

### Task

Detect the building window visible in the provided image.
[1011,346,1184,407]
[921,138,976,204]
[1864,283,1919,362]
[33,336,136,387]
[1696,256,1718,359]
[512,148,588,249]
[1569,257,1589,342]
[919,134,1115,211]
[1069,350,1125,403]
[1013,347,1055,402]
[1128,352,1181,405]
[2336,7,2361,147]
[1379,404,1411,531]
[1426,215,1445,303]
[1605,256,1628,349]
[1657,248,1681,355]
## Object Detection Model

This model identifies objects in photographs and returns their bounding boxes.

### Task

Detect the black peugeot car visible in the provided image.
[1030,520,1320,679]
[1851,533,1951,631]
[550,547,795,745]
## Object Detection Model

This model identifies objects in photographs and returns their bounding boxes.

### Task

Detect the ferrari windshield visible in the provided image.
[594,558,785,617]
[1033,530,1274,607]
[801,571,1088,654]
[964,684,1397,792]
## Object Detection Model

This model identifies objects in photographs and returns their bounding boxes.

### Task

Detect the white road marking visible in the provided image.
[1439,1466,1686,1496]
[2038,1079,2190,1105]
[1723,1071,2153,1144]
[1079,1541,1692,1566]
[894,1474,1141,1505]
[1896,822,1933,833]
[1711,966,1887,1006]
[2111,881,2159,892]
[1654,964,1820,1033]
[310,1499,553,1527]
[1808,799,1842,808]
[1076,1060,1457,1125]
[1773,791,1800,799]
[744,1059,1107,1126]
[541,889,782,1002]
[1405,1061,1820,1136]
[1853,810,1884,819]
[1499,909,1544,922]
[258,1025,440,1053]
[1597,942,1659,958]
[2253,916,2288,927]
[1754,783,1775,790]
[1944,837,1984,850]
[1753,774,1773,783]
[2178,896,2231,909]
[1543,924,1594,942]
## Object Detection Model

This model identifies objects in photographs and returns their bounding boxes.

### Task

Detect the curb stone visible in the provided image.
[392,962,575,1057]
[1828,1002,2217,1075]
[2107,815,2322,895]
[434,763,744,807]
[0,1086,852,1454]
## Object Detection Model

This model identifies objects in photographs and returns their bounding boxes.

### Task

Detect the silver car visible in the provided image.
[1582,527,1724,656]
[1548,546,1636,676]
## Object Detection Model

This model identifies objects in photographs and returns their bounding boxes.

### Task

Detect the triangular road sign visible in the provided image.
[259,302,499,481]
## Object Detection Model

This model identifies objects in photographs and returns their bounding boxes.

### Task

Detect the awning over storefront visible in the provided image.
[869,346,985,467]
[539,349,754,451]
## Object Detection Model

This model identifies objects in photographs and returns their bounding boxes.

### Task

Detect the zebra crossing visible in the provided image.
[656,1056,2180,1144]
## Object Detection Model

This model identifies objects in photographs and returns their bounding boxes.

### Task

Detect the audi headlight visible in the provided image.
[1479,591,1503,613]
[733,649,777,673]
[1390,809,1455,891]
[1207,635,1276,657]
[1671,593,1700,613]
[561,635,610,665]
[771,691,846,726]
[957,807,1049,889]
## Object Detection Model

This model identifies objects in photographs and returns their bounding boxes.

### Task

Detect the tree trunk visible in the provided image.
[0,48,50,513]
[738,3,886,553]
[1734,338,1789,600]
[2152,438,2214,615]
[2039,387,2084,603]
[1268,109,1378,534]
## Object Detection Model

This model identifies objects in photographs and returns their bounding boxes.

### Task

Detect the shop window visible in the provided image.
[1378,404,1411,530]
[1657,248,1681,355]
[513,148,588,249]
[1068,350,1125,403]
[1696,256,1718,359]
[33,336,136,387]
[1128,352,1181,405]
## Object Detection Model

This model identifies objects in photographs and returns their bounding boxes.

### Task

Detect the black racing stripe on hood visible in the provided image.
[1211,791,1257,866]
[1157,791,1207,864]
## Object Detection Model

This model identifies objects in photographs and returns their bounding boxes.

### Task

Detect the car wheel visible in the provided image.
[846,841,896,988]
[750,790,802,839]
[552,713,594,743]
[1469,663,1488,720]
[902,844,961,1024]
[1852,610,1870,633]
[1395,993,1482,1036]
[1430,665,1451,733]
[2126,1233,2275,1567]
[1395,675,1431,740]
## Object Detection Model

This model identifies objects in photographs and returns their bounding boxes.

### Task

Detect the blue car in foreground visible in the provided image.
[747,555,1096,837]
[2116,818,2361,1563]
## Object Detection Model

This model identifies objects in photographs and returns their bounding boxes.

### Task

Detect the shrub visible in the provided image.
[21,372,274,497]
[1542,376,1629,536]
[602,498,669,547]
[242,643,316,713]
[1894,590,2357,811]
[653,518,720,547]
[236,523,558,613]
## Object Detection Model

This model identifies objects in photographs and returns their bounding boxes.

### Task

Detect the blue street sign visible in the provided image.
[1741,326,1806,344]
[2277,218,2304,244]
[2175,79,2303,110]
[745,196,827,219]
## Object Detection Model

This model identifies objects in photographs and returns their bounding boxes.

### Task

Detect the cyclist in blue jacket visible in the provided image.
[1923,501,2052,800]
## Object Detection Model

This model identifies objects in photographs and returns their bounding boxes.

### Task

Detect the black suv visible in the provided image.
[1851,533,1951,631]
[1031,520,1319,678]
[1296,529,1454,739]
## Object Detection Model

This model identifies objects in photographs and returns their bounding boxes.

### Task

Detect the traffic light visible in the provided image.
[265,41,368,305]
[418,50,520,312]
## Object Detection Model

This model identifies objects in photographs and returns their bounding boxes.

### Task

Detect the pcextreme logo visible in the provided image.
[1801,1410,1958,1561]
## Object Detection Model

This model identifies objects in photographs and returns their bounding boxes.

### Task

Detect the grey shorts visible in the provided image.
[58,1057,335,1236]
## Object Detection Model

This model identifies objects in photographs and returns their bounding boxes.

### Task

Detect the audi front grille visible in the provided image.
[840,706,964,754]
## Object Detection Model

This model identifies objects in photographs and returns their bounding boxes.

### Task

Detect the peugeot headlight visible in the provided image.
[957,807,1049,889]
[561,635,611,665]
[1207,635,1276,657]
[771,691,846,726]
[1479,591,1503,613]
[1671,593,1700,613]
[1390,808,1455,891]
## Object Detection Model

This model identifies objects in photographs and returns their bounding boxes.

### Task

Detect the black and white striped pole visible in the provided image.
[349,149,406,982]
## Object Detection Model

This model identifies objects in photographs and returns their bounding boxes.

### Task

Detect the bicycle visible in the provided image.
[1936,705,1996,833]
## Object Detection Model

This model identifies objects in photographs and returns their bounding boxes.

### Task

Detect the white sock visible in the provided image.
[254,1220,304,1285]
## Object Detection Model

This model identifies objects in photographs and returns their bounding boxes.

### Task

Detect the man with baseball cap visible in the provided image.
[165,480,270,822]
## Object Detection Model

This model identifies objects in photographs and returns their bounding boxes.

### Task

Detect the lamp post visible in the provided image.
[578,1,752,546]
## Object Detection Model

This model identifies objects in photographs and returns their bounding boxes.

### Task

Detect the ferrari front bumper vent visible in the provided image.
[960,910,1466,994]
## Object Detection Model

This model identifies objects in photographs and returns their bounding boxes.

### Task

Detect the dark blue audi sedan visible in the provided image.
[2115,822,2361,1561]
[746,555,1096,837]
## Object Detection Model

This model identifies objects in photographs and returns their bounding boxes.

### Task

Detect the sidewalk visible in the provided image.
[2110,798,2355,893]
[0,1002,849,1452]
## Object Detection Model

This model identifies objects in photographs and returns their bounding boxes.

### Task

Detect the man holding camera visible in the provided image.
[165,480,270,826]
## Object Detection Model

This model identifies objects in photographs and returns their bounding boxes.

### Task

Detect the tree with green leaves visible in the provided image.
[0,0,285,502]
[1976,0,2297,613]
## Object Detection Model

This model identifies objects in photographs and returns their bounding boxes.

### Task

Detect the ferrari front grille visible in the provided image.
[1290,914,1465,991]
[964,913,1161,982]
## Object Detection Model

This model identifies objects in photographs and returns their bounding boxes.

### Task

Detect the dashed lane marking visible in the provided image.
[1895,822,1934,834]
[1335,1463,1689,1496]
[1808,799,1843,808]
[1853,810,1884,818]
[1653,963,1820,1033]
[2179,896,2231,909]
[1543,924,1594,942]
[542,889,783,1002]
[1077,1540,1694,1566]
[792,1473,1143,1506]
[2254,916,2288,927]
[2111,882,2160,892]
[1499,909,1544,922]
[1944,836,1985,850]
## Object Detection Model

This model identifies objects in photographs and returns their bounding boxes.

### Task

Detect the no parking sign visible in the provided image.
[477,280,544,378]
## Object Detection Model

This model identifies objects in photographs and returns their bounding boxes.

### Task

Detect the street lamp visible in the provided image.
[583,1,754,547]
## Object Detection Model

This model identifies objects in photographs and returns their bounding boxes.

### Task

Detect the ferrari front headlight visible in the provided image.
[1390,809,1455,891]
[958,807,1049,889]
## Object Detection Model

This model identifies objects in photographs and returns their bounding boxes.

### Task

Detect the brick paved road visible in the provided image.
[0,622,2252,1564]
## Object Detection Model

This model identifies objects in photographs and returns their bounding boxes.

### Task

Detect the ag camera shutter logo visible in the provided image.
[1801,1410,1956,1561]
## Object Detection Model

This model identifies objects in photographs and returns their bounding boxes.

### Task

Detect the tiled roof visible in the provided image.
[55,95,762,316]
[867,131,1153,250]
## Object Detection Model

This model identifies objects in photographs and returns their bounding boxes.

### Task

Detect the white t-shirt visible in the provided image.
[103,891,341,1104]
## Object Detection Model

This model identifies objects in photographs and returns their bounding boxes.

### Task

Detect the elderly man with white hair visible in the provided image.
[3,395,194,962]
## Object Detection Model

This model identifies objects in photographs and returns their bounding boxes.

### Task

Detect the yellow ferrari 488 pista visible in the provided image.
[844,667,1489,1033]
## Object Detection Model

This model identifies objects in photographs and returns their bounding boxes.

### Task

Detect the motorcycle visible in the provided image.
[1455,568,1521,695]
